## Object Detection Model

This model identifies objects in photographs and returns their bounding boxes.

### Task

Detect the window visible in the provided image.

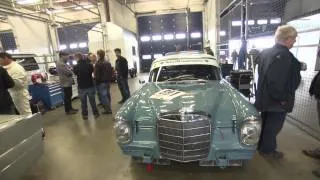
[164,34,174,40]
[153,65,221,82]
[154,54,163,59]
[70,43,78,49]
[176,33,186,39]
[59,44,67,50]
[191,32,201,39]
[257,19,268,25]
[13,57,40,71]
[232,21,241,26]
[141,36,150,42]
[142,55,151,60]
[220,31,226,36]
[152,35,162,41]
[248,20,255,25]
[78,42,87,48]
[270,18,281,24]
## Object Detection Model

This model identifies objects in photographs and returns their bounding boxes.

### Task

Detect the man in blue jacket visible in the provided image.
[255,25,302,159]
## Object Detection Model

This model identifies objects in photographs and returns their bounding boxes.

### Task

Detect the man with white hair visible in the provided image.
[255,25,302,159]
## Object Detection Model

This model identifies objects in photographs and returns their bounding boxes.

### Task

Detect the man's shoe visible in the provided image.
[66,111,77,115]
[98,103,104,108]
[102,111,112,115]
[71,108,79,112]
[118,100,125,104]
[312,169,320,178]
[94,113,100,119]
[302,148,320,160]
[83,115,88,120]
[259,151,284,159]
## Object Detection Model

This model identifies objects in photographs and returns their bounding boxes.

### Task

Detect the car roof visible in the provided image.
[150,51,219,71]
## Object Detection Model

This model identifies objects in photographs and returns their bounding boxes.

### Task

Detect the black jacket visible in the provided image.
[255,44,301,112]
[0,66,15,114]
[73,59,94,89]
[310,71,320,100]
[95,59,113,85]
[115,56,128,78]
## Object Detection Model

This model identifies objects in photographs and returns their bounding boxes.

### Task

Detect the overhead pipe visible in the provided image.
[220,0,241,18]
[67,0,100,16]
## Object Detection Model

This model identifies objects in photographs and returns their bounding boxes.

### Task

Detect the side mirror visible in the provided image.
[300,62,307,71]
[139,80,146,84]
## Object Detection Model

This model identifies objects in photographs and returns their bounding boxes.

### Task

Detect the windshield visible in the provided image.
[150,65,221,82]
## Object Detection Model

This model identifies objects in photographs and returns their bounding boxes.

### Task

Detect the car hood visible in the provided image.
[126,80,254,127]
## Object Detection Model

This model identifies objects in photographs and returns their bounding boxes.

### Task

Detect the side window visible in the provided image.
[14,57,39,71]
[149,68,159,82]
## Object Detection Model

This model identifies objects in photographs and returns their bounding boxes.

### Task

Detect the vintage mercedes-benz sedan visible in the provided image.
[114,52,261,167]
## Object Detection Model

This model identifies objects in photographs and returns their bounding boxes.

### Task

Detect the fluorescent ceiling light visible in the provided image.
[152,35,162,41]
[257,19,268,25]
[17,0,40,5]
[142,55,152,60]
[220,51,226,55]
[79,42,87,48]
[59,44,67,50]
[232,21,241,26]
[141,36,150,42]
[191,32,201,38]
[164,34,174,40]
[176,33,186,39]
[270,18,281,24]
[248,20,255,25]
[70,43,78,49]
[72,60,77,65]
[220,31,226,36]
[154,54,163,59]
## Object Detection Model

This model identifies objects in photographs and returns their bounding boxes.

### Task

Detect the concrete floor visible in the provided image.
[21,78,320,180]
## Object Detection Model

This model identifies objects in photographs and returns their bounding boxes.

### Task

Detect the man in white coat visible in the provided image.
[0,52,32,115]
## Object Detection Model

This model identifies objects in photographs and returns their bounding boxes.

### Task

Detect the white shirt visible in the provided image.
[4,61,32,115]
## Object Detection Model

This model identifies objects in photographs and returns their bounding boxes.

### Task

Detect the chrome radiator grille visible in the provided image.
[157,113,211,162]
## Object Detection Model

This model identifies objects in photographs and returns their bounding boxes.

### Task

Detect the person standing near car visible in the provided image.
[255,25,301,159]
[73,53,99,120]
[95,50,112,114]
[114,48,130,104]
[56,52,78,115]
[302,71,320,177]
[0,66,15,114]
[0,52,32,115]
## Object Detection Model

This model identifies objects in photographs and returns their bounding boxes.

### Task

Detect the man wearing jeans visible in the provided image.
[57,52,78,115]
[255,25,301,159]
[73,53,99,120]
[95,50,112,114]
[114,48,130,104]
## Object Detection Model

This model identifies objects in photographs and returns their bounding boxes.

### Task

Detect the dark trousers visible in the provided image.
[78,87,99,116]
[117,77,130,101]
[317,100,320,126]
[258,111,286,154]
[63,87,73,113]
[96,83,112,112]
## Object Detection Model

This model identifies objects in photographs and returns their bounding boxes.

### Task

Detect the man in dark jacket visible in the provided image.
[95,50,112,114]
[114,48,130,104]
[302,71,320,177]
[73,53,99,120]
[0,66,15,114]
[255,25,301,159]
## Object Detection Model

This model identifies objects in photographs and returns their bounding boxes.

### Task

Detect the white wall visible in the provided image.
[108,0,137,33]
[88,22,139,71]
[203,0,218,54]
[7,16,53,55]
[0,22,12,31]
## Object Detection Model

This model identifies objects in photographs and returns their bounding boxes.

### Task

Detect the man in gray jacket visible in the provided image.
[56,52,78,115]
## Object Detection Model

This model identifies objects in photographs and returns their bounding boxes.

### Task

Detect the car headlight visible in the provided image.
[114,118,131,144]
[240,117,261,146]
